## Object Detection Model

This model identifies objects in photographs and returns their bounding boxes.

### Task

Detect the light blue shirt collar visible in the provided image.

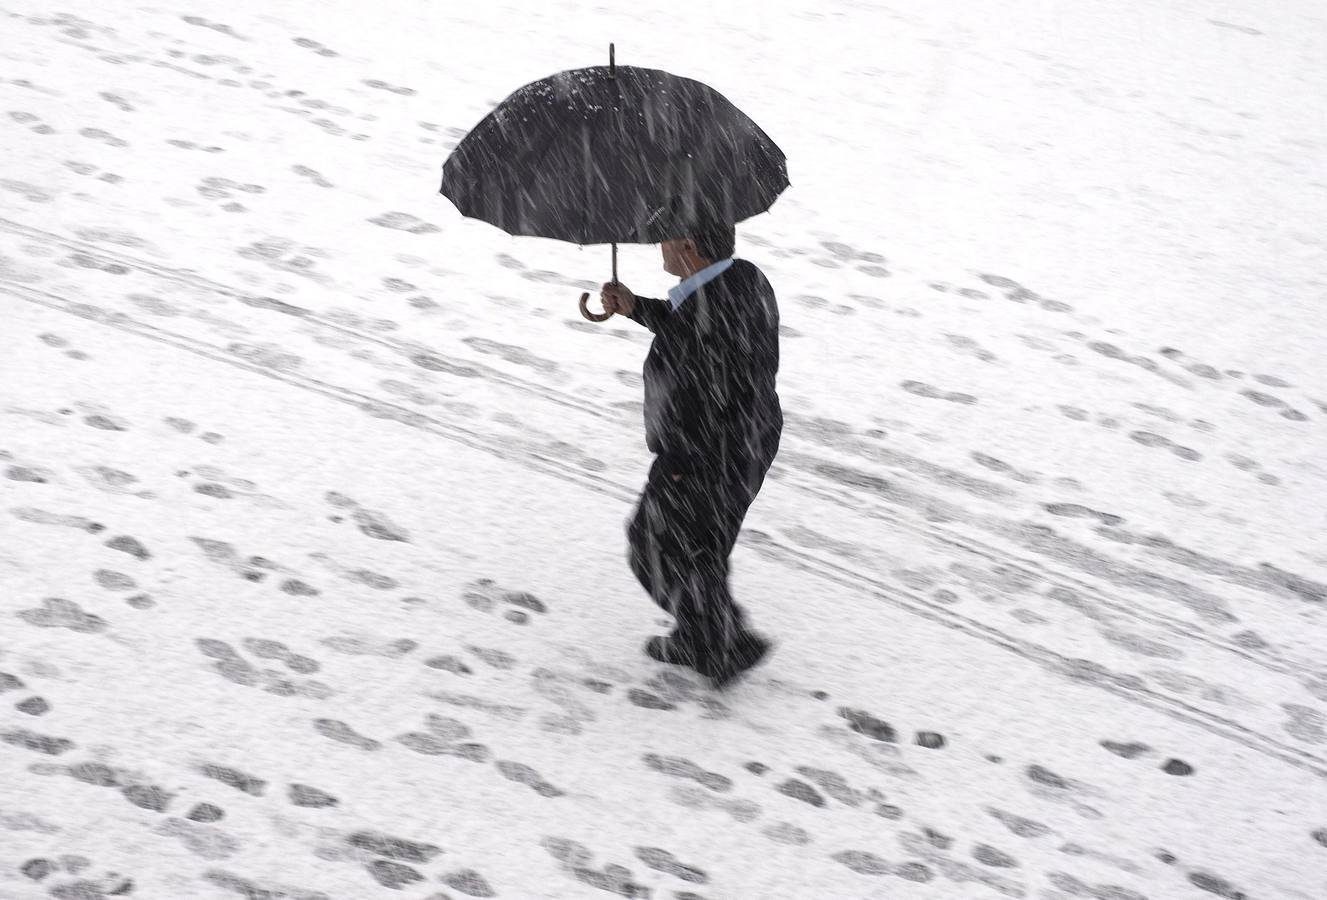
[667,257,734,310]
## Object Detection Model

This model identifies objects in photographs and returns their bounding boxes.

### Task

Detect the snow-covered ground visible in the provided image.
[2,1,1326,897]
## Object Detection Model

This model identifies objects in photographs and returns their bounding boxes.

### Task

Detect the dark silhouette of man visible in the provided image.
[600,222,782,688]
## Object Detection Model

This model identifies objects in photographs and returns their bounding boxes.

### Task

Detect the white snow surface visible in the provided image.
[2,1,1326,898]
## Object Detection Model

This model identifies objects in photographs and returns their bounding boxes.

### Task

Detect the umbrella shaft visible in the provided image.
[611,242,618,284]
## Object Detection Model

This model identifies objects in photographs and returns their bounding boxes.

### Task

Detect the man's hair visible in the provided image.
[689,222,736,262]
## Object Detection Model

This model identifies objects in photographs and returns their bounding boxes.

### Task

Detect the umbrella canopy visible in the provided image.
[439,62,789,245]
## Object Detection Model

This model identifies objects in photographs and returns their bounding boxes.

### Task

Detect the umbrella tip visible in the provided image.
[609,42,615,75]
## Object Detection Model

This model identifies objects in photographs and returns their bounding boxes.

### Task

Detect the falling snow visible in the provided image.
[1,1,1324,899]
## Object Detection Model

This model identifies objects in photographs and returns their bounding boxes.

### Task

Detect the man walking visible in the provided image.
[600,221,783,689]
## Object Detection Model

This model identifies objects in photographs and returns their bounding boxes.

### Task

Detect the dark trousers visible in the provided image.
[626,443,778,668]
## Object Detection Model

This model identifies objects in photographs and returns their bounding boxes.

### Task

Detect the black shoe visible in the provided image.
[644,634,699,667]
[701,634,772,689]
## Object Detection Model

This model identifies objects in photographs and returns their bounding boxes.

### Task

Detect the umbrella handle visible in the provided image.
[579,292,613,322]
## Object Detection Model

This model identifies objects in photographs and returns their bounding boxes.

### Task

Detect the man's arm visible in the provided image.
[627,296,671,332]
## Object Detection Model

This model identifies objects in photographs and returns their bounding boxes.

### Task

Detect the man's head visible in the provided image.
[661,222,736,277]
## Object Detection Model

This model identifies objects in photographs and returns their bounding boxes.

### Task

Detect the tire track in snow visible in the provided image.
[1,217,1310,687]
[4,275,1327,780]
[2,217,1315,708]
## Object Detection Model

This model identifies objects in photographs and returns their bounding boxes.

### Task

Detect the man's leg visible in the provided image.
[626,490,657,601]
[627,469,715,668]
[660,479,748,659]
[627,466,692,625]
[681,451,781,678]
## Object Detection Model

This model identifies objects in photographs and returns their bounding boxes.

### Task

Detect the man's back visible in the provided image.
[635,258,782,476]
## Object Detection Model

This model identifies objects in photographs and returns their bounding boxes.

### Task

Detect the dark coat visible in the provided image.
[628,258,783,482]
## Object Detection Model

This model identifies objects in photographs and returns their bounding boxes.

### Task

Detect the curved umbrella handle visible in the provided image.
[579,292,614,322]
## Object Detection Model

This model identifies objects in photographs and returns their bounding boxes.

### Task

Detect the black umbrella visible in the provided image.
[439,44,789,321]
